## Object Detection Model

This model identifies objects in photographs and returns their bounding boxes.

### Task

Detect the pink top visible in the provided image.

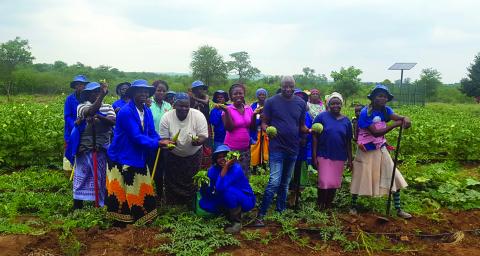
[223,104,254,150]
[357,120,386,149]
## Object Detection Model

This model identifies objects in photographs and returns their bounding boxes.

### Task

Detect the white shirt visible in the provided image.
[136,107,145,128]
[159,108,208,157]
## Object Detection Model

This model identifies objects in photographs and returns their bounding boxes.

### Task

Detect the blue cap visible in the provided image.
[213,90,229,103]
[166,91,176,96]
[212,145,231,162]
[84,82,101,91]
[368,84,394,102]
[80,82,101,101]
[70,75,89,88]
[126,79,155,97]
[214,145,230,155]
[191,80,206,89]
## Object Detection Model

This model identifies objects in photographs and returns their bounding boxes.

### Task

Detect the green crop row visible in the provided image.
[0,96,478,169]
[385,103,480,161]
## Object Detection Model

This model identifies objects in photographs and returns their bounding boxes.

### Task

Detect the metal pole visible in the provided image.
[386,124,404,216]
[91,117,100,208]
[400,70,404,87]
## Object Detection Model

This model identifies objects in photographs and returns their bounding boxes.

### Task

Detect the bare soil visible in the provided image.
[1,209,478,256]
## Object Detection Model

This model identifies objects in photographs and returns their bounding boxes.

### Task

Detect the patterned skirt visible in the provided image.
[165,150,201,206]
[105,163,157,224]
[73,151,107,206]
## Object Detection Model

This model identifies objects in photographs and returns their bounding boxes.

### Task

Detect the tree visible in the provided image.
[416,68,442,99]
[0,37,35,97]
[381,79,393,86]
[302,67,315,77]
[330,66,362,105]
[460,53,480,103]
[227,51,260,82]
[53,60,68,70]
[395,77,411,85]
[190,45,228,86]
[293,67,328,87]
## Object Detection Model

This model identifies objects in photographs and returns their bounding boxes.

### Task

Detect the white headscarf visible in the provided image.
[326,92,344,106]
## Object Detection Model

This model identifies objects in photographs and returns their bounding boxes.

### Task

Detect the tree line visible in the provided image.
[0,37,478,104]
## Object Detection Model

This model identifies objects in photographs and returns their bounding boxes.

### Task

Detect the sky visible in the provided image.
[1,0,479,83]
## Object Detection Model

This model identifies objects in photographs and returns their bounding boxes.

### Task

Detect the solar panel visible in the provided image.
[388,63,417,70]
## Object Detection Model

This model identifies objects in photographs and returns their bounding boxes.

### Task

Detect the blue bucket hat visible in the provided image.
[126,79,155,98]
[294,88,308,102]
[212,145,231,161]
[191,80,207,89]
[70,75,89,88]
[115,82,131,96]
[368,84,394,102]
[213,90,229,103]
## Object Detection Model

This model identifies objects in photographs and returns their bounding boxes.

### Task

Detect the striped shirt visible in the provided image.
[76,101,116,153]
[77,101,115,119]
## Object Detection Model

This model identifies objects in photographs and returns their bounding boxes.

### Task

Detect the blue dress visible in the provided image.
[313,111,352,161]
[199,163,256,213]
[112,98,128,111]
[64,93,80,142]
[108,101,160,168]
[209,105,229,148]
[297,112,313,163]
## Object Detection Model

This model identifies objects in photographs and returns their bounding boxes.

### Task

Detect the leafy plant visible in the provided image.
[151,208,239,256]
[193,169,210,188]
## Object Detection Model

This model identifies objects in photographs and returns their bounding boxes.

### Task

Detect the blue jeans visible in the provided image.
[258,151,298,216]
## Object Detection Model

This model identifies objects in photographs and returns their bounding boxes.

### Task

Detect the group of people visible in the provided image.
[64,74,412,233]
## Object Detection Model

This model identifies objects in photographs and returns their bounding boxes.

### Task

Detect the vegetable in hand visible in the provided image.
[312,123,324,133]
[190,134,199,143]
[193,170,210,188]
[225,151,241,161]
[172,129,181,142]
[266,126,277,138]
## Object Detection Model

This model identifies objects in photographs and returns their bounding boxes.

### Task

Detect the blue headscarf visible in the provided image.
[174,92,190,104]
[256,88,268,98]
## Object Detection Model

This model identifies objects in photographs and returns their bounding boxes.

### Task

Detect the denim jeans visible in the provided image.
[258,151,298,216]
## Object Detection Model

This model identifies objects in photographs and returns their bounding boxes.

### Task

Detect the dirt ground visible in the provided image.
[1,209,478,256]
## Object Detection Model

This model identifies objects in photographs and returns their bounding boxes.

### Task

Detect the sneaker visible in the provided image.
[224,222,242,234]
[349,207,358,215]
[252,218,265,227]
[397,209,412,219]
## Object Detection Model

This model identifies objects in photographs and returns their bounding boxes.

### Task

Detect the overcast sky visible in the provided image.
[1,0,479,83]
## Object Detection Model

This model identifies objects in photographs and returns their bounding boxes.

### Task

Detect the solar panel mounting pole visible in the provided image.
[400,70,404,87]
[388,62,417,86]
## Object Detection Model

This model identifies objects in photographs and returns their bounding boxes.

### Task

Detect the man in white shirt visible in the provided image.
[159,93,209,206]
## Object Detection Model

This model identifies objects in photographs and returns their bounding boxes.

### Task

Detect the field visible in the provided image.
[0,95,479,256]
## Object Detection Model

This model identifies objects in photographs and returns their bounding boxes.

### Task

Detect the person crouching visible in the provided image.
[199,145,256,233]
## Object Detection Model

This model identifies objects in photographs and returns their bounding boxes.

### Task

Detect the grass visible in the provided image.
[0,160,478,255]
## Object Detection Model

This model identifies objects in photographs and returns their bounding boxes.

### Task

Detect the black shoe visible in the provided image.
[252,218,265,227]
[224,222,242,233]
[112,221,127,228]
[73,199,84,210]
